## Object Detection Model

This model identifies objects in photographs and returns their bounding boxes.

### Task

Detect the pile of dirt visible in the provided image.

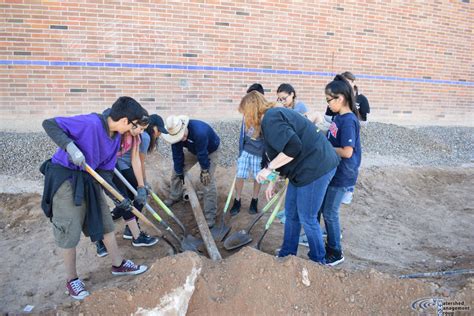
[1,164,473,314]
[62,248,472,315]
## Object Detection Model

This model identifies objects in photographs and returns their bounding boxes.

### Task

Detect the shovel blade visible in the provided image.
[181,235,204,252]
[210,224,231,242]
[223,230,253,250]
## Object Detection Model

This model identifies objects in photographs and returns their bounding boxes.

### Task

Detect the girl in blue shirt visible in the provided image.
[320,75,362,266]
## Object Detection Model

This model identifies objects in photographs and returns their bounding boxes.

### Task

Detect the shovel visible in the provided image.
[84,163,178,254]
[255,186,287,250]
[210,176,236,241]
[223,185,286,250]
[148,187,203,251]
[113,169,201,252]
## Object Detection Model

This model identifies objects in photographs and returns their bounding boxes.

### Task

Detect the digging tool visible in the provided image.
[84,163,178,254]
[184,174,222,260]
[148,187,203,250]
[255,186,287,250]
[223,185,286,251]
[210,176,235,241]
[399,269,474,279]
[113,168,201,252]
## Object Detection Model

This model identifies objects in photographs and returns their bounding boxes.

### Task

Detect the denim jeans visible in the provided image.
[278,168,336,263]
[320,185,352,254]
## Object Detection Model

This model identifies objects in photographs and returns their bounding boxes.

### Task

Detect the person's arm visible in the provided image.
[42,118,73,149]
[139,152,146,181]
[256,136,300,183]
[304,111,323,124]
[238,119,245,157]
[334,146,354,158]
[171,143,185,175]
[130,137,145,187]
[138,133,150,182]
[195,132,211,171]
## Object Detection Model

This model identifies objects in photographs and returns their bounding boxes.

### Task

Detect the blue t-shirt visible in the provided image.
[327,112,361,187]
[293,101,308,114]
[116,132,150,170]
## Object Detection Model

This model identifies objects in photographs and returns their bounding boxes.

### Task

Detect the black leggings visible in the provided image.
[112,168,143,221]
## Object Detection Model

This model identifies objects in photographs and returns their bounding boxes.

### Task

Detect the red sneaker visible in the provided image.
[66,278,90,300]
[111,259,148,276]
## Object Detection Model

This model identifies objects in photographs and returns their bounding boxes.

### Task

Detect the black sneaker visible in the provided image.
[230,198,241,216]
[123,226,133,240]
[325,249,345,267]
[132,232,159,247]
[96,240,108,257]
[249,198,258,214]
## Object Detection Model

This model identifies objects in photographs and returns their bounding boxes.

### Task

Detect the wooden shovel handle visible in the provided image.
[84,163,163,236]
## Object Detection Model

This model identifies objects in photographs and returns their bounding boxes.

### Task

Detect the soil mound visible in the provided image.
[63,248,472,315]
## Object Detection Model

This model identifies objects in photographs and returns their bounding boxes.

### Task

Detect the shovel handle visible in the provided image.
[113,169,164,222]
[84,164,162,236]
[149,188,187,234]
[261,182,286,214]
[222,176,236,215]
[265,186,287,230]
[113,168,184,251]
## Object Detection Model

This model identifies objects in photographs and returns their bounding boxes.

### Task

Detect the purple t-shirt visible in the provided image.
[51,113,121,170]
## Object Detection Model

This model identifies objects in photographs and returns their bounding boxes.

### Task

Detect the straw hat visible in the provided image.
[160,115,190,144]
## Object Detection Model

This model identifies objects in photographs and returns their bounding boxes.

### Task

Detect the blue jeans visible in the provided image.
[279,168,336,263]
[320,185,351,254]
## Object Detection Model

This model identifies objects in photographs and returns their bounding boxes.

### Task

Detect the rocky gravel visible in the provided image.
[0,121,473,181]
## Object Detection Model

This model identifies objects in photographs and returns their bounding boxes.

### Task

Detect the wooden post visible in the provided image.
[184,174,222,261]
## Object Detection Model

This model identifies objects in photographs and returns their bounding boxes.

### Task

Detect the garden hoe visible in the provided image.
[84,163,178,254]
[223,184,286,251]
[113,168,201,252]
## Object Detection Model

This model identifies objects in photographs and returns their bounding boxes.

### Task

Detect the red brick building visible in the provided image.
[1,0,472,131]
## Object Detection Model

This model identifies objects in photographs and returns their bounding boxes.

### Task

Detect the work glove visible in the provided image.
[144,182,152,194]
[115,198,133,213]
[66,142,85,167]
[200,169,211,186]
[135,186,147,207]
[177,173,185,185]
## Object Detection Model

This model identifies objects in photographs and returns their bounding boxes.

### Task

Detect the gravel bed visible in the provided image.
[0,121,473,181]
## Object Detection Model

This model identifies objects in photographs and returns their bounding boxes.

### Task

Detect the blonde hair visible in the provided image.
[238,91,275,138]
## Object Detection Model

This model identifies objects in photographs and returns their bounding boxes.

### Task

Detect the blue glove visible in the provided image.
[135,186,147,206]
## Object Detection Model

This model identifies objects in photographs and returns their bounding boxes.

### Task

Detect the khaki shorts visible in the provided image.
[51,180,115,248]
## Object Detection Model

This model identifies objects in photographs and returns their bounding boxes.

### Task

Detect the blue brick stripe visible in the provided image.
[1,59,472,86]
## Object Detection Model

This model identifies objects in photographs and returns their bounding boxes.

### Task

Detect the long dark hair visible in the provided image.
[325,75,360,118]
[277,83,297,107]
[341,71,359,95]
[144,114,163,153]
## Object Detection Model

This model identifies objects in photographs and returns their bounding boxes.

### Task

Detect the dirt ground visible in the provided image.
[0,156,473,315]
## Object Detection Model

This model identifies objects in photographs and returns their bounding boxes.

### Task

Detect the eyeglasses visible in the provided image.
[129,120,148,131]
[129,120,139,129]
[129,115,149,130]
[326,97,338,104]
[277,95,290,102]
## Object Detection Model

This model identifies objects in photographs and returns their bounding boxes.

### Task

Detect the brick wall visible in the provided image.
[1,0,472,131]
